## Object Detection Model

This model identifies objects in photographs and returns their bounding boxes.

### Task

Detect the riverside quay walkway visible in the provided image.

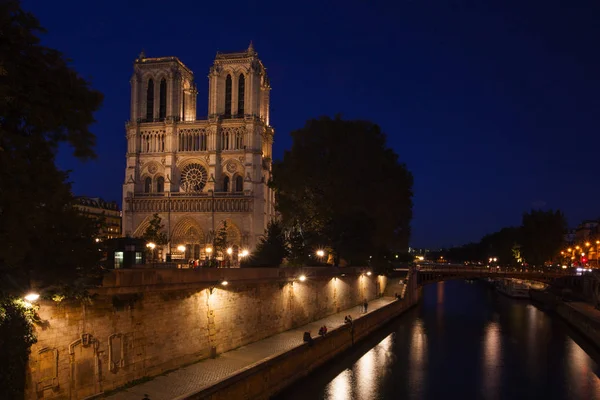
[104,297,395,400]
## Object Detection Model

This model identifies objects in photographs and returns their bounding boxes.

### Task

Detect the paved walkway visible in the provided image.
[104,297,395,400]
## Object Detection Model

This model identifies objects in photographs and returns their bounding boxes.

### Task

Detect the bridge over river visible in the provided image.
[415,264,586,286]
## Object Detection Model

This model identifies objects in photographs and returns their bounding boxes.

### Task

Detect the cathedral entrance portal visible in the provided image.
[171,218,205,262]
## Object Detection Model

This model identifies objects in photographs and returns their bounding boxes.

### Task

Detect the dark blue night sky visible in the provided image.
[23,0,600,249]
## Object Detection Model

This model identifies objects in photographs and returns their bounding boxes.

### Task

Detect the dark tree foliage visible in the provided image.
[0,4,103,395]
[0,0,104,296]
[285,224,310,266]
[244,221,289,267]
[272,116,413,266]
[479,227,522,266]
[213,221,229,258]
[0,298,37,398]
[521,209,566,267]
[141,213,168,245]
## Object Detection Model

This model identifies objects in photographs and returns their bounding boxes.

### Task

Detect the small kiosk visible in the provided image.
[103,237,146,269]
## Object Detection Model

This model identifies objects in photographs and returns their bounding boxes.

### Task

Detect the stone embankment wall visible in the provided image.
[25,267,385,399]
[186,273,421,400]
[530,289,600,349]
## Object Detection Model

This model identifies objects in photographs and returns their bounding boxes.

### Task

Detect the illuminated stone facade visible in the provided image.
[122,43,275,260]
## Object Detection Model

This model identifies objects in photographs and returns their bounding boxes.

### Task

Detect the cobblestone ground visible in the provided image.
[104,297,394,400]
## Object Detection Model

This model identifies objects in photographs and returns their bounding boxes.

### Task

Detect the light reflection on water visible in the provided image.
[566,336,600,398]
[482,321,501,399]
[407,319,427,400]
[323,334,395,400]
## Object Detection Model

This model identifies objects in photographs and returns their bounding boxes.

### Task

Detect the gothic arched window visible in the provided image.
[146,79,154,121]
[225,74,232,116]
[159,78,167,120]
[156,176,164,192]
[144,177,152,193]
[235,175,244,192]
[237,74,245,116]
[223,176,230,192]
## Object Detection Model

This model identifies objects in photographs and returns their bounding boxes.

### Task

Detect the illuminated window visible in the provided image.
[144,177,152,193]
[135,252,143,264]
[156,176,164,192]
[225,74,232,115]
[237,74,245,115]
[159,78,166,120]
[114,252,124,269]
[235,175,244,192]
[223,176,230,192]
[146,79,154,121]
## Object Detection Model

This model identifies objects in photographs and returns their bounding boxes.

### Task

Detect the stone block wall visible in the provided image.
[26,269,383,399]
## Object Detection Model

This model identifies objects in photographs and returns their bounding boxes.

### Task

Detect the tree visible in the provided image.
[272,116,413,265]
[141,213,167,262]
[0,2,103,396]
[213,221,229,264]
[0,0,104,296]
[521,209,567,267]
[141,213,168,245]
[244,221,288,267]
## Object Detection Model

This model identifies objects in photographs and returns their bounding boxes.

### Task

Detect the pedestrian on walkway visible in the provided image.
[363,300,368,313]
[303,331,314,346]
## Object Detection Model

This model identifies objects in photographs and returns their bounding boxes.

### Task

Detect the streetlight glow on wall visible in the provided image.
[24,293,40,302]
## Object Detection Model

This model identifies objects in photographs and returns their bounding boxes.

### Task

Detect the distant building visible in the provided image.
[575,220,599,243]
[563,229,576,246]
[75,197,122,240]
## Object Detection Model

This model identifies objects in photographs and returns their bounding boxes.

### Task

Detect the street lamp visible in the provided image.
[298,275,306,282]
[177,245,186,252]
[24,293,40,302]
[146,242,156,264]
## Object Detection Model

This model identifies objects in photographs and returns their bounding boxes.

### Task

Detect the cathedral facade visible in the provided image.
[121,43,275,261]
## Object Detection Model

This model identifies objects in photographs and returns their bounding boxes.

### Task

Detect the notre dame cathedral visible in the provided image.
[121,43,275,262]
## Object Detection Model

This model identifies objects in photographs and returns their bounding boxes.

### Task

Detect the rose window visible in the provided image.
[180,163,208,192]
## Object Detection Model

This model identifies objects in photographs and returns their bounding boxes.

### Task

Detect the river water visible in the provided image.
[276,280,600,400]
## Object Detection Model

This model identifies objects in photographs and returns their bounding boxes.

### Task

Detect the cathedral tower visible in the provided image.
[122,44,275,263]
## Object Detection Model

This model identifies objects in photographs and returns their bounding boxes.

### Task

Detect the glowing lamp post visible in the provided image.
[146,242,156,264]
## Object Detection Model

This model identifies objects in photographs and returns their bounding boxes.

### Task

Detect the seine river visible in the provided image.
[276,280,600,400]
